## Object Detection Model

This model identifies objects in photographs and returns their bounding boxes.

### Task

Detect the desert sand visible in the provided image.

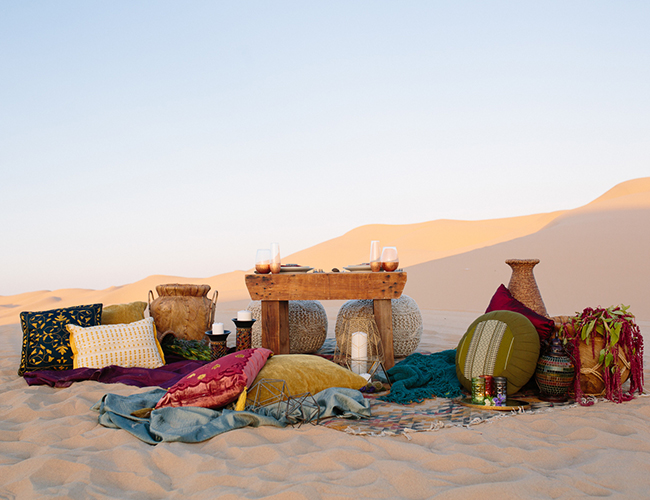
[2,178,649,498]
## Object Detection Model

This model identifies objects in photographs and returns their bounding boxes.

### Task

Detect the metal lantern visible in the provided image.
[334,316,384,377]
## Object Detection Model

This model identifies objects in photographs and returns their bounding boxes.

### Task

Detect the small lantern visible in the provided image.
[334,317,384,377]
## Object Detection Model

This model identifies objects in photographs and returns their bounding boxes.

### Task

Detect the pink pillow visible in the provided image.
[155,348,272,410]
[485,285,554,343]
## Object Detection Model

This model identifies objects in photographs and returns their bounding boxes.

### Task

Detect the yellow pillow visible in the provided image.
[248,354,367,402]
[101,301,147,325]
[67,317,165,369]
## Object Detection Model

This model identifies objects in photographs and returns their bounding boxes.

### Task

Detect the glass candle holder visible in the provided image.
[381,246,399,272]
[370,241,382,272]
[255,249,271,274]
[270,242,281,274]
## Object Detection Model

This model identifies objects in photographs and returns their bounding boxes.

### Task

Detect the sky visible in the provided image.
[1,1,649,296]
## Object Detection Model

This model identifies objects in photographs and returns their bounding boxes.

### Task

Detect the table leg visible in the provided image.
[373,299,394,369]
[261,300,290,354]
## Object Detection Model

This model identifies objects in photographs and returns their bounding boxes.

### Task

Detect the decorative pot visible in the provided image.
[148,284,218,343]
[535,335,575,402]
[505,259,549,318]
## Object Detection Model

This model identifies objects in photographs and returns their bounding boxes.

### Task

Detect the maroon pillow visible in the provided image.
[485,285,554,343]
[155,348,272,410]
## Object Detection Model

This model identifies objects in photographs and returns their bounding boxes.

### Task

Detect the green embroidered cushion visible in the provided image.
[18,304,103,376]
[455,310,540,395]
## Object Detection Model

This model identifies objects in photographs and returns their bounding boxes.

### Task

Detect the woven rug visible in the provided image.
[321,394,576,438]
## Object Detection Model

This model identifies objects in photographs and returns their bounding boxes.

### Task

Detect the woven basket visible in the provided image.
[577,335,630,397]
[552,315,630,397]
[335,295,422,358]
[148,284,217,342]
[247,300,328,354]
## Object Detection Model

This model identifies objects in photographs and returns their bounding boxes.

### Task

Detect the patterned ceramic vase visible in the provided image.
[535,336,575,402]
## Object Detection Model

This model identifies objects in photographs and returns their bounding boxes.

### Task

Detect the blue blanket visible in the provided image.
[93,387,371,445]
[380,350,463,404]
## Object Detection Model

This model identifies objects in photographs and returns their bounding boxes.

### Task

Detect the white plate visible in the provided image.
[279,266,313,273]
[344,264,372,272]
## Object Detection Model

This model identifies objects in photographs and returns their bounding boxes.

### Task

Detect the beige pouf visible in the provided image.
[247,300,328,354]
[335,295,422,358]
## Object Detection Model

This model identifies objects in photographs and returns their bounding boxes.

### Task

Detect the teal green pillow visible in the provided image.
[19,304,103,376]
[455,310,540,395]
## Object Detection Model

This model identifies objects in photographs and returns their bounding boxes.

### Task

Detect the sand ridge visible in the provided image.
[2,177,649,325]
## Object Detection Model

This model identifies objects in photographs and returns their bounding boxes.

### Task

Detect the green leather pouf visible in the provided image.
[455,310,540,395]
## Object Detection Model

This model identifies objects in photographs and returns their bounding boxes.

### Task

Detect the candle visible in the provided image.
[350,331,368,375]
[212,322,224,335]
[237,310,252,321]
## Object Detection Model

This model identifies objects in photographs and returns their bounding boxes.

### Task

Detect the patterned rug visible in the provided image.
[317,339,577,438]
[321,393,576,438]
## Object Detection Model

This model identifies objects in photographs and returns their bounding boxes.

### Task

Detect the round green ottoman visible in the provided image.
[455,310,540,395]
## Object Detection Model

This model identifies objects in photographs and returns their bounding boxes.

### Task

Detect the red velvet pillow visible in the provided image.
[155,348,272,410]
[485,285,554,343]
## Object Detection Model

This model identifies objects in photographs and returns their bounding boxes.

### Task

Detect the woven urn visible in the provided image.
[535,336,575,402]
[149,284,217,343]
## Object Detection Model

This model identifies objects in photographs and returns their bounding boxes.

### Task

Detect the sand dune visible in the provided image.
[2,177,648,325]
[2,178,650,498]
[406,180,650,320]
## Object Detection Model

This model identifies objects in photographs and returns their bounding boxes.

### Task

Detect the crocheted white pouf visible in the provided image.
[335,295,422,358]
[247,300,328,354]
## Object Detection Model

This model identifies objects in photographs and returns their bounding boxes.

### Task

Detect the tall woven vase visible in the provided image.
[505,259,549,318]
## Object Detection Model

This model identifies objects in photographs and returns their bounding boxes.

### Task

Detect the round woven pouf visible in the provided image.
[247,300,328,354]
[335,295,423,358]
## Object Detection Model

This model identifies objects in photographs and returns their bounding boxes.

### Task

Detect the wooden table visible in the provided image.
[245,272,407,369]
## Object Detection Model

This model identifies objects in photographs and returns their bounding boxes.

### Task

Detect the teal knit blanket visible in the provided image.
[380,350,462,404]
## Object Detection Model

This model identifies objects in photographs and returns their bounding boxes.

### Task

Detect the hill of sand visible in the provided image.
[2,178,650,498]
[1,177,649,325]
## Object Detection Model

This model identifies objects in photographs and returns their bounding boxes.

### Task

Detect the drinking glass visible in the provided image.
[369,241,381,272]
[270,243,281,274]
[255,249,271,274]
[381,246,399,272]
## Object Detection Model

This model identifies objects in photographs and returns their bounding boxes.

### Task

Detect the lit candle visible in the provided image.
[237,310,252,321]
[350,331,368,375]
[212,322,224,335]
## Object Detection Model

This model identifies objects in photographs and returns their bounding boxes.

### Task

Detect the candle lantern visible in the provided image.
[334,317,384,377]
[233,312,255,351]
[205,329,231,360]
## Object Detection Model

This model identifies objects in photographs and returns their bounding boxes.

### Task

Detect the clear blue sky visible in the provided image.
[1,1,648,295]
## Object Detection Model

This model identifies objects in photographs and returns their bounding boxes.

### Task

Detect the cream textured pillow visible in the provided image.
[67,317,165,369]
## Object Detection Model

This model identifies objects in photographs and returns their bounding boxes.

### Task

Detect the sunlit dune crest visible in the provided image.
[2,177,649,324]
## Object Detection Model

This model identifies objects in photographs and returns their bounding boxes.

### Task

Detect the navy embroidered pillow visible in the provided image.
[18,304,103,376]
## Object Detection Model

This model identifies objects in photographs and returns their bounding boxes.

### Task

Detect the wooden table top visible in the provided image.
[245,272,407,301]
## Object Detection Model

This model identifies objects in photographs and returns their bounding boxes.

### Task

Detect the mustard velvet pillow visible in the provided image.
[248,354,367,401]
[67,317,165,369]
[101,301,147,325]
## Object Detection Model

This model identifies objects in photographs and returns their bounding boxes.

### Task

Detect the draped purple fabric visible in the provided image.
[23,359,207,389]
